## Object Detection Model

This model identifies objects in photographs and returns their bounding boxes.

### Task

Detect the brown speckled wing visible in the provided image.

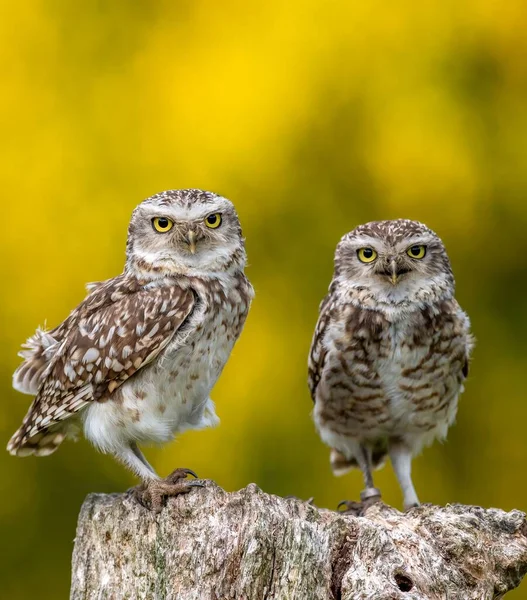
[308,293,334,402]
[8,275,195,455]
[12,280,129,396]
[12,313,75,396]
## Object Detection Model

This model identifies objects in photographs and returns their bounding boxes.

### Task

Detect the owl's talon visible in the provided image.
[337,499,364,516]
[185,480,205,488]
[166,467,198,483]
[337,489,382,516]
[134,467,203,512]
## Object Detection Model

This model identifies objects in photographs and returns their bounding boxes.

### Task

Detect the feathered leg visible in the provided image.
[389,440,419,510]
[115,443,203,513]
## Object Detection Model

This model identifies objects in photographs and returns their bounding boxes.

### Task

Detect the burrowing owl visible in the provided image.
[308,219,473,510]
[8,189,254,511]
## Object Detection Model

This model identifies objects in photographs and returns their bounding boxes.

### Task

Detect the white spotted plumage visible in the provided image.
[8,189,254,490]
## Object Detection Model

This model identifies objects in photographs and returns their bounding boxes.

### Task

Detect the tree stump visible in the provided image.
[70,481,527,599]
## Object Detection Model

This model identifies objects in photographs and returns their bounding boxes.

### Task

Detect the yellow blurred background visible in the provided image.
[1,0,527,597]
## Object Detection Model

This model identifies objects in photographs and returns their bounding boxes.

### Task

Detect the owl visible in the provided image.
[308,219,473,511]
[7,189,254,511]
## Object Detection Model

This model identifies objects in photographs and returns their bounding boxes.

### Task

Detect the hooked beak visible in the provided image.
[385,257,410,285]
[186,230,197,254]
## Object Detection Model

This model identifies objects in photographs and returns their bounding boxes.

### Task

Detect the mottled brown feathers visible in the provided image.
[309,219,473,499]
[8,275,195,455]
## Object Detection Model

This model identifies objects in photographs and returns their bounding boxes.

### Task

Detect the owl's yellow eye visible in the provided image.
[357,248,378,263]
[205,213,222,229]
[407,245,426,259]
[152,217,174,233]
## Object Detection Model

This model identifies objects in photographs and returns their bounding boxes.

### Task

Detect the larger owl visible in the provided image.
[308,219,473,510]
[8,189,254,511]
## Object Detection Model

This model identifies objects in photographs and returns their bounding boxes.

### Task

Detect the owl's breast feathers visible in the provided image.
[8,274,202,456]
[310,297,473,439]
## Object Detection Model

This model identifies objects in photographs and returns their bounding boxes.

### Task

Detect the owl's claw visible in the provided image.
[166,467,199,482]
[185,480,206,488]
[134,467,203,513]
[337,499,352,511]
[337,488,382,516]
[337,499,364,516]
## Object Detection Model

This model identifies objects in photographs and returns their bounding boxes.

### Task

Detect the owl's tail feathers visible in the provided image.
[7,422,73,458]
[12,327,58,396]
[330,441,388,476]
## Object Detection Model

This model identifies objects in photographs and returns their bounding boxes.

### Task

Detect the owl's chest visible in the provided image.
[163,300,243,388]
[372,315,465,425]
[379,314,465,380]
[150,292,245,403]
[320,309,466,436]
[109,298,248,443]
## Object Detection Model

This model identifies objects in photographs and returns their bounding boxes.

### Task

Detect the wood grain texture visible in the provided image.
[70,482,527,600]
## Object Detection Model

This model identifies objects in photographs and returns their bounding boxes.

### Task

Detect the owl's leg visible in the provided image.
[115,443,204,512]
[389,440,420,510]
[337,444,382,515]
[115,443,160,480]
[356,444,382,505]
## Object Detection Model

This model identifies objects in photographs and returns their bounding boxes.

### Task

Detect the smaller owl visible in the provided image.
[308,219,473,511]
[8,189,254,511]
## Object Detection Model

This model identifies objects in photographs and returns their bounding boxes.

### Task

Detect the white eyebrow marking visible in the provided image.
[141,198,231,221]
[348,235,383,247]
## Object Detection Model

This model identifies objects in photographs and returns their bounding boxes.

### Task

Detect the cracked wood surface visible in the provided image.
[70,481,527,600]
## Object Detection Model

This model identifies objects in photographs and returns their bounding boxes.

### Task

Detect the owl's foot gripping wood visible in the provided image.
[133,468,204,513]
[336,444,383,515]
[338,488,383,516]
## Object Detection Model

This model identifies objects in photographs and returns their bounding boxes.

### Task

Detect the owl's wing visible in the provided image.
[455,299,473,378]
[8,276,196,455]
[12,327,63,395]
[12,281,110,395]
[308,293,334,402]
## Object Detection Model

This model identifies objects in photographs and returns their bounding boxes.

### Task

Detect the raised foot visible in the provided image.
[133,468,204,513]
[337,487,382,516]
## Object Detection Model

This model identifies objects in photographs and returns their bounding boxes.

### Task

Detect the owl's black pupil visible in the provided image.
[363,248,373,258]
[158,218,168,228]
[208,215,217,223]
[410,246,420,255]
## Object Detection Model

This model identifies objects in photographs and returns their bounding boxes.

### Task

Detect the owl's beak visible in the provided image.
[386,258,410,284]
[185,230,197,254]
[389,259,399,285]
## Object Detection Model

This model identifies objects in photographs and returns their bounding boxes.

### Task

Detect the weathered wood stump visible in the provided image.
[70,480,527,599]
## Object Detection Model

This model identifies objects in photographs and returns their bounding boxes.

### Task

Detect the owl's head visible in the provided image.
[125,189,246,278]
[334,219,455,305]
